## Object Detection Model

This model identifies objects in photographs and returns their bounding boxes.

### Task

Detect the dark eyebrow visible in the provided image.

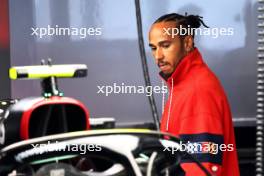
[158,40,171,45]
[149,40,171,48]
[149,43,155,48]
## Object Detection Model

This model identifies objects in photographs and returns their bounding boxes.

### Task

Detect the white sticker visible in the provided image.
[50,169,65,176]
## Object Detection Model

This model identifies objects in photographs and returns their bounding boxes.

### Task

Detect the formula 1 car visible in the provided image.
[0,62,211,175]
[0,129,211,176]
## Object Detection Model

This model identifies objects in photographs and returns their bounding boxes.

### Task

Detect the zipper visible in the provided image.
[166,78,174,131]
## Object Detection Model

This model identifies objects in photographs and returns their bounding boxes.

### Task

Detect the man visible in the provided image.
[148,13,240,176]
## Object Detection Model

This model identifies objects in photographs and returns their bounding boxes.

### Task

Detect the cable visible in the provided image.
[146,151,158,176]
[257,1,264,175]
[134,0,160,131]
[161,81,167,114]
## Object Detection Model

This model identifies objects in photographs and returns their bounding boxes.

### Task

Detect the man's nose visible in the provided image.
[155,48,164,61]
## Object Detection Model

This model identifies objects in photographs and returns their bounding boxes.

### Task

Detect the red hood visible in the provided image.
[159,48,205,88]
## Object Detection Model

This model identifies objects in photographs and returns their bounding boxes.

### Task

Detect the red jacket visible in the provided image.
[160,48,240,176]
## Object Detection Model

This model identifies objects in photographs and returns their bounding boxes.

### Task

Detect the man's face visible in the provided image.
[149,21,188,76]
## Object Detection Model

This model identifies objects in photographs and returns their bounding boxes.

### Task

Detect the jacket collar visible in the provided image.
[159,48,204,88]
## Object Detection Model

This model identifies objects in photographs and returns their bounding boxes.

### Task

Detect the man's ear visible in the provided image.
[184,35,194,53]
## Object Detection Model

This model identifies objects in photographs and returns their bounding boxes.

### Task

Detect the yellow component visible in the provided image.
[9,68,18,80]
[27,72,74,79]
[110,128,151,133]
[61,128,152,136]
[9,64,86,79]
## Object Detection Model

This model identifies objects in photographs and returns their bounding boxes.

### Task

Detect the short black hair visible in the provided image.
[154,13,209,37]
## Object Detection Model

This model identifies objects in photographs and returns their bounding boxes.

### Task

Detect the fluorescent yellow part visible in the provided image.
[9,64,86,79]
[56,128,152,137]
[9,68,18,80]
[28,71,74,79]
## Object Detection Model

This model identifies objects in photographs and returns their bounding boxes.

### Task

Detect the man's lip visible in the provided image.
[159,64,169,70]
[158,63,169,67]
